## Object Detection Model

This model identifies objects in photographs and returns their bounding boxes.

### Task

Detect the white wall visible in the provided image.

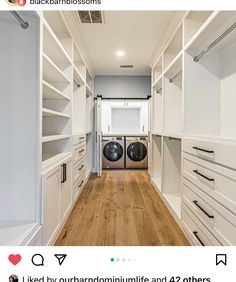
[94,75,151,98]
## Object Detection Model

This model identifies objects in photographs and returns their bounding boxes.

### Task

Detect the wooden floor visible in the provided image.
[55,170,189,246]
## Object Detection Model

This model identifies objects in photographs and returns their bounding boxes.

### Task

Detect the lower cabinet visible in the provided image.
[42,155,72,246]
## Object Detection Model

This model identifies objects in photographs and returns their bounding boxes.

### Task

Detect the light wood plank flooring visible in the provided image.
[55,170,189,246]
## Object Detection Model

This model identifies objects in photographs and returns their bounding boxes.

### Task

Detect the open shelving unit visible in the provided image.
[164,23,183,70]
[42,12,73,170]
[184,11,236,140]
[152,55,163,85]
[151,76,163,135]
[151,135,163,192]
[151,10,236,232]
[183,11,214,47]
[162,137,182,219]
[163,54,182,136]
[43,11,73,59]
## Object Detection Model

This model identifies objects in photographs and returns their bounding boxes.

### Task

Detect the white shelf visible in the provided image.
[42,107,70,118]
[73,65,86,85]
[86,84,93,96]
[43,81,71,100]
[152,74,162,88]
[151,131,163,136]
[43,20,71,67]
[163,194,181,219]
[43,53,70,83]
[42,152,72,171]
[0,221,38,246]
[42,134,70,143]
[164,51,182,76]
[163,133,182,139]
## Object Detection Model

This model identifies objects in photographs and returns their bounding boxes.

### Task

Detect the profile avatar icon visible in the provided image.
[6,0,26,6]
[9,275,19,282]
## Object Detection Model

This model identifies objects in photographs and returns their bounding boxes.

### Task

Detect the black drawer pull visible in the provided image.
[193,200,214,219]
[79,149,85,153]
[78,180,84,188]
[192,146,214,154]
[193,170,214,182]
[61,163,67,183]
[193,231,205,246]
[79,165,84,171]
[79,137,85,140]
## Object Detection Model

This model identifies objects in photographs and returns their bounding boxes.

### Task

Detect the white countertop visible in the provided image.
[103,133,148,137]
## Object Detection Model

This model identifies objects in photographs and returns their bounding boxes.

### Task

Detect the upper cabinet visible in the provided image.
[101,100,149,135]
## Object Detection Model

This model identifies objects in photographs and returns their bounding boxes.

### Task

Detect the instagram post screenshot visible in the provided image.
[0,0,235,281]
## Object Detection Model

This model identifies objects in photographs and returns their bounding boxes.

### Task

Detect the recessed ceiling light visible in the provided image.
[116,50,125,57]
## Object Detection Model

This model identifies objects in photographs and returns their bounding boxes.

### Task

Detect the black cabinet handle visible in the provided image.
[63,164,67,182]
[193,170,214,182]
[61,164,67,183]
[193,231,205,246]
[192,146,214,154]
[79,149,85,153]
[78,180,84,188]
[61,164,64,183]
[79,137,84,140]
[79,165,84,171]
[193,200,214,219]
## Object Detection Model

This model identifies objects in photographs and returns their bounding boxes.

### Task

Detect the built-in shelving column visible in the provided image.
[42,11,73,171]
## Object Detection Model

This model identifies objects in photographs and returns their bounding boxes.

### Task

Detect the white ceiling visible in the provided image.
[77,11,175,76]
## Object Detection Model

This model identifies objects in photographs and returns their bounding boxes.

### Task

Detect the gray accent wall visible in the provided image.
[94,75,151,98]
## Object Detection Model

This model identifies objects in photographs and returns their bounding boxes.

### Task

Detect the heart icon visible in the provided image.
[8,254,22,265]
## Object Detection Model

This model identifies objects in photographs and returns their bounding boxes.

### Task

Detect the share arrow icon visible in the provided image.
[54,254,67,266]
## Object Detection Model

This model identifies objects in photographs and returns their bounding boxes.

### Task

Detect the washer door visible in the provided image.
[127,142,147,162]
[103,141,123,162]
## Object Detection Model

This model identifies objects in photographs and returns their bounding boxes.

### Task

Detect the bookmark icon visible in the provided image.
[54,254,67,266]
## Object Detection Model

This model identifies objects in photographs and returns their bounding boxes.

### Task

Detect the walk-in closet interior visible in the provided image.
[0,10,236,246]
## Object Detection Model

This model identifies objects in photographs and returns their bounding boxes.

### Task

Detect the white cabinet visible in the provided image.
[42,165,61,246]
[42,155,72,245]
[101,100,149,134]
[101,102,111,134]
[60,158,72,224]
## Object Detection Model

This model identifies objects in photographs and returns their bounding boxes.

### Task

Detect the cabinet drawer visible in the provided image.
[73,157,86,184]
[73,143,86,162]
[182,204,221,246]
[73,172,86,198]
[183,153,236,214]
[183,137,236,169]
[183,180,236,245]
[72,134,86,146]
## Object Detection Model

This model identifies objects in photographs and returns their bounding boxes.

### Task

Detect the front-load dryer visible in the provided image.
[102,136,125,169]
[125,136,148,169]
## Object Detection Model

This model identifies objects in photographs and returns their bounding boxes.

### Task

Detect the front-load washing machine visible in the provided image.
[102,136,125,169]
[125,136,148,169]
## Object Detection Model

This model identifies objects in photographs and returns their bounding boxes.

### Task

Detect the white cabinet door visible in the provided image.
[140,102,148,133]
[42,166,61,246]
[60,158,72,223]
[101,102,111,134]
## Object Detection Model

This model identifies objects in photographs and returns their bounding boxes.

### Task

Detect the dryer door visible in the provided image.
[127,142,147,162]
[103,141,124,162]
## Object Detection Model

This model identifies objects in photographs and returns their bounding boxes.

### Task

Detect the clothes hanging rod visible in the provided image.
[193,22,236,62]
[169,70,182,83]
[94,95,151,100]
[73,79,81,88]
[10,11,29,29]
